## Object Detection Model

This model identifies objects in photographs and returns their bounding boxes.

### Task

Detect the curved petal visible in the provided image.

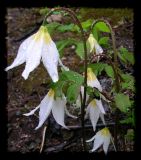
[99,113,106,125]
[89,103,101,131]
[5,36,33,71]
[42,41,59,82]
[23,105,40,116]
[65,106,78,119]
[22,34,43,80]
[96,99,105,114]
[91,133,104,152]
[52,97,68,129]
[87,79,102,92]
[86,135,95,142]
[103,136,110,154]
[35,92,54,130]
[84,104,90,120]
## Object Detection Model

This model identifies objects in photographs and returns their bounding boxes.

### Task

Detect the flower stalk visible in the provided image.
[91,19,121,150]
[43,7,88,151]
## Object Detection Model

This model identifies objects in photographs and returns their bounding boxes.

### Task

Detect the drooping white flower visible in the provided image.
[87,68,102,92]
[87,33,103,55]
[85,99,105,131]
[5,25,60,82]
[86,127,111,154]
[23,89,77,130]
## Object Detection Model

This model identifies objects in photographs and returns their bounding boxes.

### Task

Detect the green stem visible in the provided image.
[91,19,120,150]
[43,7,87,151]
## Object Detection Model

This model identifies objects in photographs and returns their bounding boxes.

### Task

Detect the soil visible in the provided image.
[6,8,134,153]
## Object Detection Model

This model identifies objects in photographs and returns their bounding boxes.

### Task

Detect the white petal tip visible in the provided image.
[5,68,8,71]
[23,113,31,116]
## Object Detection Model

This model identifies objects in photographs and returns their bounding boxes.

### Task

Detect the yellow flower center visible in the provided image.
[90,99,96,108]
[48,89,55,97]
[87,68,96,81]
[33,26,52,44]
[101,127,110,136]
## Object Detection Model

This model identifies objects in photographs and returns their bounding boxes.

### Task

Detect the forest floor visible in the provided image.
[6,8,134,153]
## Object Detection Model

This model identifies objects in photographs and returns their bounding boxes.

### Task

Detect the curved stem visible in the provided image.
[43,7,87,151]
[91,19,120,150]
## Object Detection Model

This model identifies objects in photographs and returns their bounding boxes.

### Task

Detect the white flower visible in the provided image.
[85,99,105,131]
[87,34,103,54]
[86,127,111,154]
[23,89,77,130]
[87,68,102,92]
[5,25,60,82]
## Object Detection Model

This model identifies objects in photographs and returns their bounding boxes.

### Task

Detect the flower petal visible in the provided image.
[42,41,59,82]
[52,97,68,129]
[99,113,106,125]
[103,135,111,154]
[91,133,104,152]
[89,102,101,131]
[86,135,96,142]
[35,92,54,130]
[87,79,102,92]
[65,106,78,119]
[5,36,33,71]
[23,105,40,116]
[95,43,103,55]
[96,99,105,114]
[22,34,43,80]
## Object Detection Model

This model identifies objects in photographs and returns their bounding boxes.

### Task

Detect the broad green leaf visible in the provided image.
[92,27,99,41]
[105,65,114,79]
[98,37,109,47]
[88,63,108,76]
[121,73,135,91]
[81,19,93,31]
[75,42,85,59]
[94,22,110,33]
[67,84,80,103]
[119,47,135,65]
[60,70,84,85]
[115,93,131,113]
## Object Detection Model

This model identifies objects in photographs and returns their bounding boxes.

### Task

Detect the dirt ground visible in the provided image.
[6,8,134,153]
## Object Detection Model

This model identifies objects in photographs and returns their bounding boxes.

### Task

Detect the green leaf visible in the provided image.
[119,47,135,65]
[115,93,131,113]
[105,65,114,79]
[94,22,110,33]
[98,37,109,47]
[75,42,85,59]
[45,22,61,34]
[67,84,80,103]
[121,73,135,91]
[81,19,93,31]
[92,27,99,41]
[56,38,76,57]
[57,24,75,32]
[88,63,108,76]
[61,70,84,85]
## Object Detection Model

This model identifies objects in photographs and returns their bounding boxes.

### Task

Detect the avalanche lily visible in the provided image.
[86,127,111,154]
[87,33,103,54]
[23,89,77,130]
[85,99,105,131]
[87,68,102,92]
[5,25,60,82]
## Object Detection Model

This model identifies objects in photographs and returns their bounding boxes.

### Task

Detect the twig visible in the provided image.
[40,126,47,153]
[61,122,115,130]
